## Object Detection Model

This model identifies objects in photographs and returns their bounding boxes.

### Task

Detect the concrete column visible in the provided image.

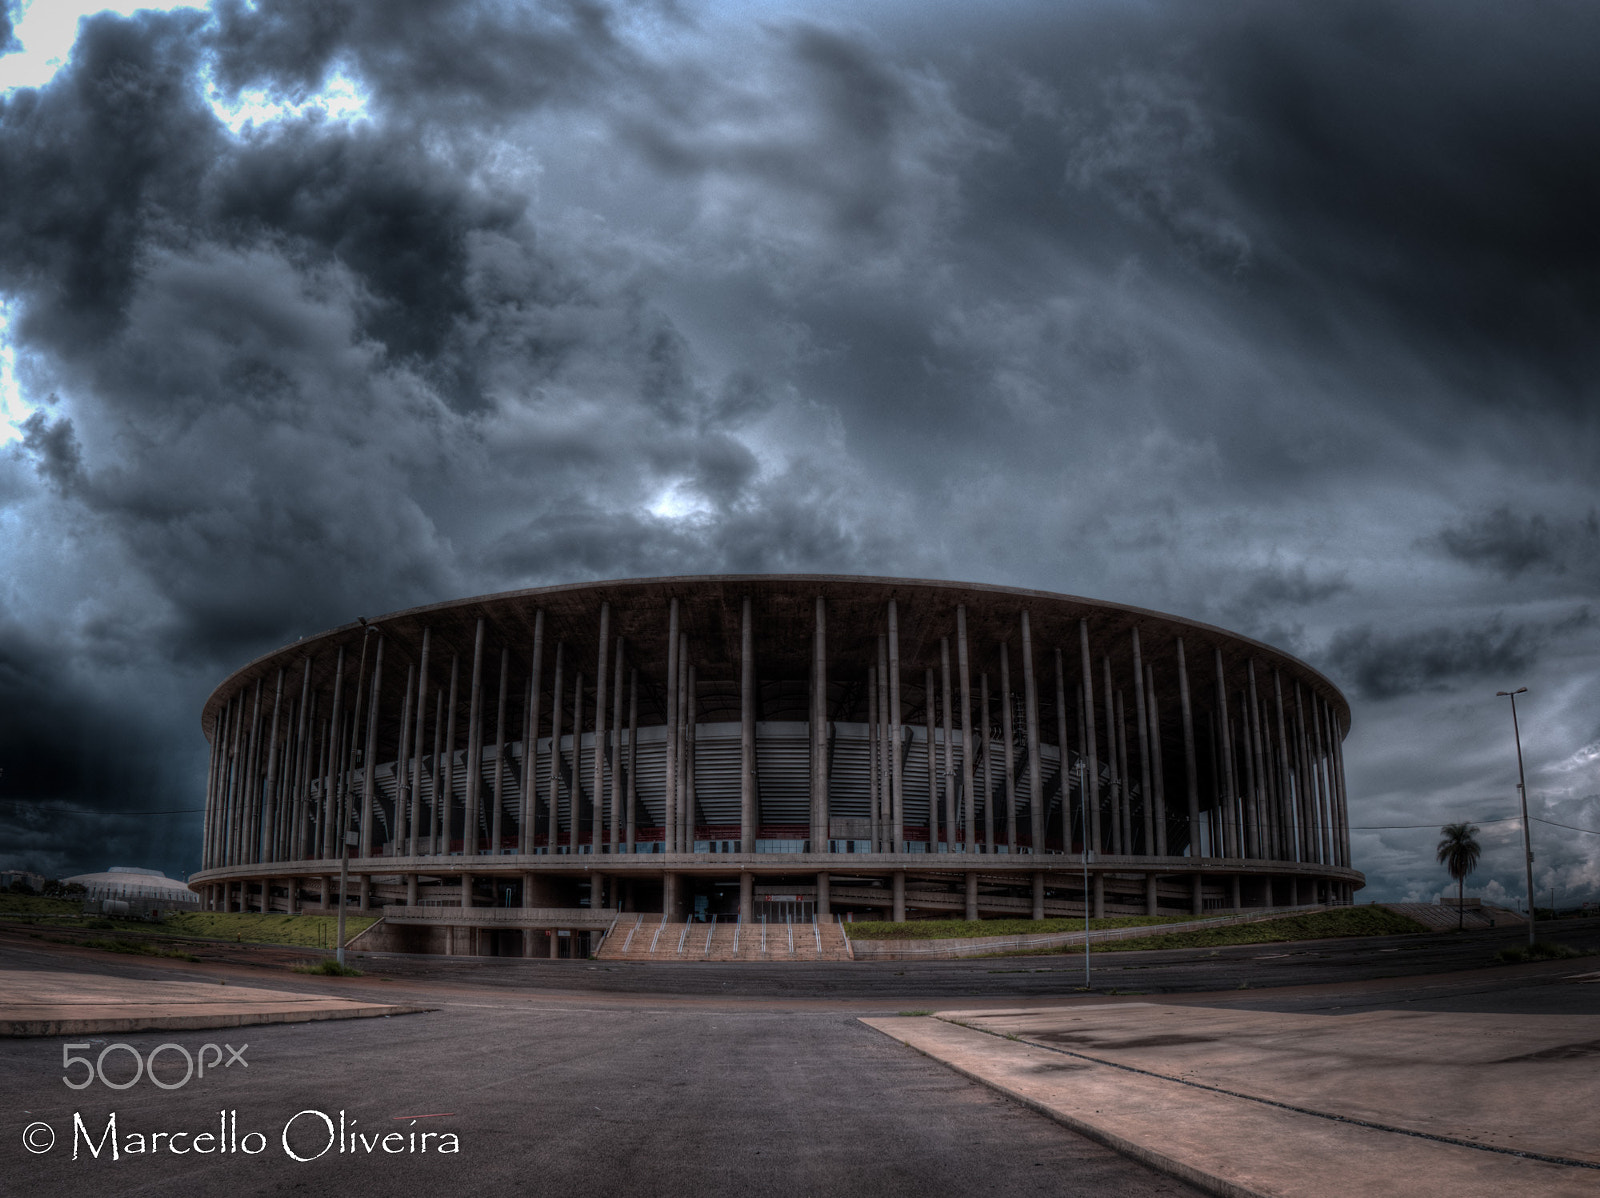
[461,872,473,909]
[320,876,330,911]
[677,640,691,850]
[521,613,543,855]
[1145,668,1171,857]
[320,651,344,861]
[740,871,754,923]
[1280,671,1305,857]
[940,637,956,850]
[546,644,563,853]
[663,601,680,852]
[816,872,830,918]
[892,870,906,922]
[925,667,938,852]
[358,874,370,911]
[1078,621,1102,854]
[662,871,677,919]
[410,629,432,855]
[956,607,975,854]
[1289,876,1300,907]
[1175,638,1201,861]
[741,596,757,854]
[1212,649,1239,860]
[591,604,610,854]
[490,648,508,855]
[592,871,606,913]
[610,637,625,854]
[887,599,904,853]
[684,661,697,847]
[1191,874,1204,915]
[1103,659,1122,854]
[626,669,638,854]
[999,642,1017,852]
[877,637,890,849]
[569,670,584,854]
[462,623,485,857]
[1272,671,1297,862]
[390,665,413,858]
[1146,874,1158,916]
[1092,873,1105,919]
[965,871,978,920]
[811,595,828,854]
[243,678,264,864]
[1031,871,1045,920]
[980,672,994,853]
[264,671,286,857]
[1131,630,1154,861]
[406,874,418,906]
[868,662,880,851]
[1245,661,1268,859]
[1021,612,1044,856]
[437,656,460,855]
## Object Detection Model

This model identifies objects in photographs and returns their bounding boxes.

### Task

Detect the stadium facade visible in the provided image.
[189,576,1362,955]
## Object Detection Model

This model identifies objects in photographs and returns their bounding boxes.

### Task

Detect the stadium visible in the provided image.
[188,575,1363,956]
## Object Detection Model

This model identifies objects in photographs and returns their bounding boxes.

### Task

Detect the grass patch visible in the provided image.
[1496,941,1590,964]
[844,914,1218,941]
[0,894,83,916]
[160,911,378,948]
[1002,907,1429,956]
[292,958,365,977]
[70,936,200,962]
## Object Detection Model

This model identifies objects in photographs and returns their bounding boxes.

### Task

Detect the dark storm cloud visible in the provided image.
[207,0,647,128]
[0,0,1596,902]
[1431,506,1600,581]
[1324,610,1591,702]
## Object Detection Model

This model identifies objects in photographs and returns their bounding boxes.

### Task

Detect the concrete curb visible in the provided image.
[1,1003,433,1037]
[863,1017,1264,1198]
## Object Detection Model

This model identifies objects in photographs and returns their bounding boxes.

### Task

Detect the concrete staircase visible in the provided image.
[1382,902,1524,931]
[596,916,853,962]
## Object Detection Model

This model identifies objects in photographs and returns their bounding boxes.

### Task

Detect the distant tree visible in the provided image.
[42,878,65,897]
[1436,823,1482,931]
[7,878,36,895]
[63,882,87,897]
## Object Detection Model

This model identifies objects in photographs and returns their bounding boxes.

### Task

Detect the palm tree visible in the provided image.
[1437,823,1482,931]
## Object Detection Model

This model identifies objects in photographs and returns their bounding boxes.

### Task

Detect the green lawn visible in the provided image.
[843,913,1222,941]
[1003,906,1427,955]
[0,894,83,916]
[160,911,379,947]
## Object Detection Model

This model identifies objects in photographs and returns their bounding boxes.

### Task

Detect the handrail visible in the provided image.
[703,913,716,956]
[596,911,621,956]
[621,914,643,953]
[761,914,767,955]
[649,916,667,954]
[676,923,689,954]
[733,912,742,954]
[787,921,794,955]
[812,915,821,955]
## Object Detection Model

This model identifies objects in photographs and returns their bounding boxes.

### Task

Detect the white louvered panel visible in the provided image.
[755,723,812,823]
[689,726,742,825]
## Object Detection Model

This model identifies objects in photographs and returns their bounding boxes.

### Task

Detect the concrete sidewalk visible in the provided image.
[0,969,431,1035]
[863,1003,1600,1198]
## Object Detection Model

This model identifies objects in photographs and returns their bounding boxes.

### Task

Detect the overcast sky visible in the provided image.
[1,0,1596,906]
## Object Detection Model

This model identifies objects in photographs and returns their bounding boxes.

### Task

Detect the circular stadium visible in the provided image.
[189,575,1363,956]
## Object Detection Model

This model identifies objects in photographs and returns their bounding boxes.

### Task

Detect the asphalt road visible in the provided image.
[3,919,1597,1197]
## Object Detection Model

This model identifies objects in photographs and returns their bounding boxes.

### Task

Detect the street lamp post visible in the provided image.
[1496,688,1536,948]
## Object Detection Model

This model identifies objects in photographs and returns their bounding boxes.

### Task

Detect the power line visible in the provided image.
[1350,814,1600,837]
